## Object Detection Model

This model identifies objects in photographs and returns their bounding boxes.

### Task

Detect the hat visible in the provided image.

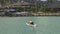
[29,20,32,22]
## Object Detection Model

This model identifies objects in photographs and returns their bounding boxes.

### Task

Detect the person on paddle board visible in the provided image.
[28,20,34,25]
[26,20,37,27]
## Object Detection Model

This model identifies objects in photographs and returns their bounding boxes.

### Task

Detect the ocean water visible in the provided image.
[0,17,60,34]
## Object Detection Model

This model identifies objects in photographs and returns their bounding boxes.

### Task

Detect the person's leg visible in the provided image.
[30,22,34,25]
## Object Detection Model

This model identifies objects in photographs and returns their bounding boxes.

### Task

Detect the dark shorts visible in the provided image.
[30,22,34,25]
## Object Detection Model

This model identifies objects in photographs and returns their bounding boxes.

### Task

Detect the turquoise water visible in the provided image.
[0,17,60,34]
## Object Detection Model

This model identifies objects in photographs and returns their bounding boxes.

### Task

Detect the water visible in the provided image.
[0,17,60,34]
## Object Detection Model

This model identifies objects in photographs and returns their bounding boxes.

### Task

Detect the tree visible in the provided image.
[0,0,2,4]
[29,0,34,3]
[0,0,4,6]
[47,0,52,3]
[39,3,46,12]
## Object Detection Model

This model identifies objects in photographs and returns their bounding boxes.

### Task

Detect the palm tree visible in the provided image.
[47,0,52,3]
[29,0,34,3]
[39,3,46,12]
[0,0,1,4]
[0,0,4,7]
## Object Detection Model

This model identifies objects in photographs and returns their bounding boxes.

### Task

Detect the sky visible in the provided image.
[58,0,60,1]
[40,0,47,1]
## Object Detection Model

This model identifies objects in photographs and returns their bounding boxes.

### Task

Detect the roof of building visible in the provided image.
[46,2,60,8]
[11,1,31,5]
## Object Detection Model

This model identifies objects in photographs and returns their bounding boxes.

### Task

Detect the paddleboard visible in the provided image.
[26,23,37,27]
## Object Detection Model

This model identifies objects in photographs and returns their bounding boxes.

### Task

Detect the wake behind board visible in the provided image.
[26,23,37,27]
